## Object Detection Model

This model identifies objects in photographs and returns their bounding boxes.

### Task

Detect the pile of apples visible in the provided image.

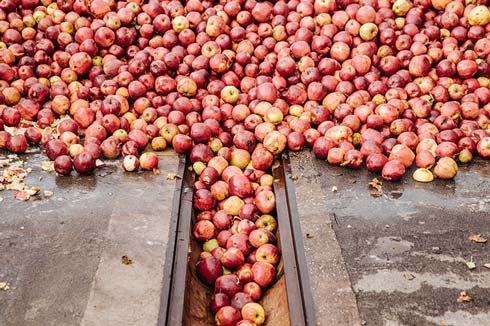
[1,0,490,323]
[193,159,278,325]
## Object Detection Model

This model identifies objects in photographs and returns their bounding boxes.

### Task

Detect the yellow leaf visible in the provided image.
[457,291,472,303]
[469,234,487,243]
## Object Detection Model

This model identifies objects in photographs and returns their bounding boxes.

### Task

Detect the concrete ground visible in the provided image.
[290,151,490,326]
[1,147,489,326]
[0,148,179,326]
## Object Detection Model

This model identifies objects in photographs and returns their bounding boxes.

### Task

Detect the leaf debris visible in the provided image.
[41,161,54,172]
[121,255,133,265]
[369,178,383,197]
[166,173,181,180]
[0,282,9,291]
[469,234,487,244]
[457,291,472,303]
[403,273,415,280]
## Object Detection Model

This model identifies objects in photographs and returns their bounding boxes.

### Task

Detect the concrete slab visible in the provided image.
[290,154,362,326]
[0,149,180,326]
[289,150,490,326]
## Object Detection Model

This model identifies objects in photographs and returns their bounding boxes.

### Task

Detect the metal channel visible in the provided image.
[158,154,191,326]
[273,155,318,326]
[281,152,318,325]
[160,155,317,325]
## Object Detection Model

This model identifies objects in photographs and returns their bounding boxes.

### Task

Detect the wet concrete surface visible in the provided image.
[0,148,179,326]
[290,151,490,326]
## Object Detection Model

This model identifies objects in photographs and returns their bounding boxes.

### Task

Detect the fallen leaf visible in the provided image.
[14,191,29,201]
[153,168,160,175]
[306,233,314,239]
[41,161,54,172]
[121,255,133,265]
[43,191,53,197]
[403,273,415,280]
[25,187,40,196]
[469,234,487,244]
[369,178,383,197]
[290,175,298,180]
[466,261,476,270]
[166,173,181,180]
[457,291,472,303]
[0,197,3,202]
[331,186,338,192]
[0,282,9,291]
[484,264,490,269]
[95,159,105,167]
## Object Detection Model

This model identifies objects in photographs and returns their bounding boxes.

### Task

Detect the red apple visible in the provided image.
[252,261,276,288]
[255,243,280,265]
[197,255,223,285]
[215,306,241,326]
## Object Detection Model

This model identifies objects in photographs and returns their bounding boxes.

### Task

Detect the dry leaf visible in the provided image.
[331,186,338,192]
[290,175,298,180]
[403,273,415,280]
[306,233,314,239]
[43,191,53,197]
[25,187,40,196]
[14,191,29,201]
[166,173,181,180]
[121,255,133,265]
[469,234,487,243]
[369,178,383,197]
[41,161,54,172]
[483,264,490,269]
[153,168,160,175]
[0,282,9,291]
[457,291,472,303]
[466,261,476,270]
[95,159,105,167]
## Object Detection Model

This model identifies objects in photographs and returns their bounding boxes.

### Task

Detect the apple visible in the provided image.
[221,247,245,270]
[194,189,216,211]
[255,215,277,233]
[241,302,266,325]
[255,190,276,214]
[215,306,241,326]
[236,263,254,284]
[223,196,245,216]
[252,261,276,288]
[210,293,230,315]
[203,239,220,253]
[243,282,262,301]
[197,255,223,285]
[226,233,252,256]
[477,137,490,158]
[193,220,215,242]
[237,219,256,235]
[249,228,276,248]
[255,244,280,265]
[214,274,243,298]
[229,174,254,198]
[221,85,240,104]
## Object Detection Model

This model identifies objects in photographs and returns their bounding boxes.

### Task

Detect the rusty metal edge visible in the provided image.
[281,152,318,326]
[157,154,188,326]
